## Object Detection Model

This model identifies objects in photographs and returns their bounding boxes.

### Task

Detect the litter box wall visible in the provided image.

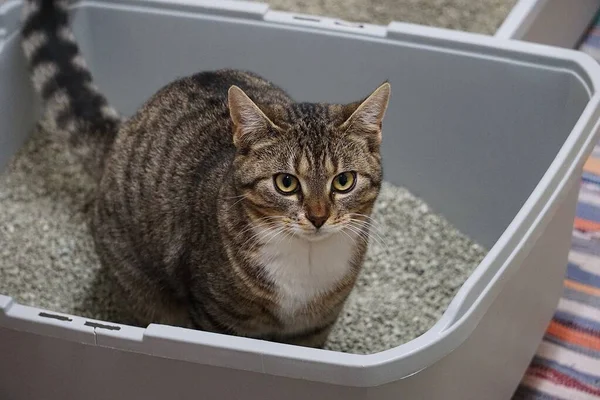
[2,0,600,399]
[496,0,600,48]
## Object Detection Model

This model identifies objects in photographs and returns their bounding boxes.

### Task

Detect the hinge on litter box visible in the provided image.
[0,295,14,320]
[263,10,387,38]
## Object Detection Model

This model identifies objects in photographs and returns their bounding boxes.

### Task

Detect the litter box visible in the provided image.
[2,0,600,398]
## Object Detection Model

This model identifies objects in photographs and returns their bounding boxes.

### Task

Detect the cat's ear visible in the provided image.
[228,85,276,147]
[340,82,391,142]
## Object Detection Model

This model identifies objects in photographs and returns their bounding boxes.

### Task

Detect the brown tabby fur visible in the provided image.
[21,0,390,347]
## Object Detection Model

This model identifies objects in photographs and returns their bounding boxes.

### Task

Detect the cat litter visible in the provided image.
[0,127,486,354]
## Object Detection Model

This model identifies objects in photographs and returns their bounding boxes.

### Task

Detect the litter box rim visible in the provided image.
[1,0,600,388]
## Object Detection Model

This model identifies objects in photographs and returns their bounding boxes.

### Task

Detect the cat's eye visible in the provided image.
[274,173,300,195]
[332,171,356,193]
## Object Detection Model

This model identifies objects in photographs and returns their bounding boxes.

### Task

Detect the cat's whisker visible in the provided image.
[348,219,386,244]
[349,212,382,227]
[347,219,390,254]
[221,194,246,200]
[243,226,279,248]
[339,228,358,247]
[348,216,382,234]
[233,216,287,240]
[258,226,289,253]
[350,212,378,222]
[345,224,370,242]
[355,221,388,243]
[224,195,248,211]
[343,224,370,246]
[346,220,383,247]
[348,213,386,235]
[238,223,284,248]
[245,223,289,252]
[274,227,293,246]
[262,228,294,266]
[234,221,278,241]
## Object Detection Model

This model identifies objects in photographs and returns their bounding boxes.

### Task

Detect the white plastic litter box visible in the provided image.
[2,0,600,399]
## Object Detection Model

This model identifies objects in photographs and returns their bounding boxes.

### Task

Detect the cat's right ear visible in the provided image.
[228,85,276,147]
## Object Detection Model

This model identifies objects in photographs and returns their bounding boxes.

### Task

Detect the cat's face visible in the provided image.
[229,83,390,242]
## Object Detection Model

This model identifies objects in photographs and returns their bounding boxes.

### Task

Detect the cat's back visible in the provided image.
[94,69,292,286]
[191,69,292,106]
[104,69,292,192]
[122,69,291,145]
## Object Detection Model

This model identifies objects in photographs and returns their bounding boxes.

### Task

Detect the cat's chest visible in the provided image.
[258,233,355,320]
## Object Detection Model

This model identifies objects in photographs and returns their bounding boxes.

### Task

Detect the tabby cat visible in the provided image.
[21,0,390,347]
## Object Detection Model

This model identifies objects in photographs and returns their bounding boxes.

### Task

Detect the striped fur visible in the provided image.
[21,0,120,179]
[22,0,391,347]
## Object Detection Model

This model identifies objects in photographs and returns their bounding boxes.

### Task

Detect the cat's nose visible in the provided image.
[307,213,329,229]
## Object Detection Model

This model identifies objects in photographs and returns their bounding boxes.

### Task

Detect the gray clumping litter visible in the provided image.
[248,0,517,35]
[0,129,134,325]
[325,185,487,354]
[0,128,487,354]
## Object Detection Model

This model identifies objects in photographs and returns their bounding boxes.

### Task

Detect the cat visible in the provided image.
[21,0,390,347]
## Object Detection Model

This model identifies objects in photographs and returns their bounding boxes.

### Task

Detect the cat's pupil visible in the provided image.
[282,175,293,188]
[338,174,348,186]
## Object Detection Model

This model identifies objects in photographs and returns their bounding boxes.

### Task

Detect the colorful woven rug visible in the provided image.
[514,13,600,400]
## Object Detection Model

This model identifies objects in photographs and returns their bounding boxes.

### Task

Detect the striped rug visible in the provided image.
[513,13,600,400]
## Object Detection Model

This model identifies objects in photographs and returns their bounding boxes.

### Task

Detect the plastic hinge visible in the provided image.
[0,295,14,317]
[0,294,146,352]
[94,0,269,20]
[264,10,387,38]
[86,317,146,352]
[0,302,97,344]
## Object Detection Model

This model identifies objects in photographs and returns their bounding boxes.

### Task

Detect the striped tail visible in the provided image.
[20,0,121,179]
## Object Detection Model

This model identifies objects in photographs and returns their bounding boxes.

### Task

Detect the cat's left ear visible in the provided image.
[228,85,277,147]
[340,82,391,142]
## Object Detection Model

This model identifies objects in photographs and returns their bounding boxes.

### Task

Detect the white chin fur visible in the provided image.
[294,227,336,242]
[256,225,357,324]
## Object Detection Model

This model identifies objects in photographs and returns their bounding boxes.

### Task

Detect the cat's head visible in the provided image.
[228,82,390,241]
